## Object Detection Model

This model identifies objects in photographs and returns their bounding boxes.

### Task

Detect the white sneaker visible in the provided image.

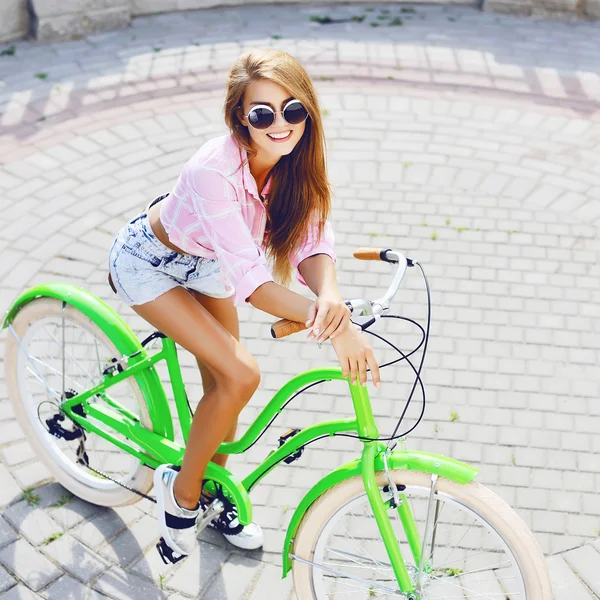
[154,464,199,558]
[209,505,264,550]
[201,487,264,551]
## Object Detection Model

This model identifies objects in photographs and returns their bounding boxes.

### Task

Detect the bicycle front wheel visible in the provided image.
[292,470,551,600]
[4,297,154,506]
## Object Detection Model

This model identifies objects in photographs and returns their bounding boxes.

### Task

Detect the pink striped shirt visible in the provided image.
[160,133,336,305]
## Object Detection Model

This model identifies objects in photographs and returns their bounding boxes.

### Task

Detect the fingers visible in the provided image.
[305,301,318,329]
[330,318,381,388]
[330,306,352,340]
[349,351,380,388]
[310,303,330,341]
[316,311,343,343]
[339,356,350,380]
[307,301,352,344]
[366,348,381,388]
[347,345,380,388]
[348,356,359,387]
[357,349,367,386]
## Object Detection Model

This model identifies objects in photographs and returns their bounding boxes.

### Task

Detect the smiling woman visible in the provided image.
[105,48,381,562]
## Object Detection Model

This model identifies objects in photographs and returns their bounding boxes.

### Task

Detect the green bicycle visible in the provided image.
[2,247,552,599]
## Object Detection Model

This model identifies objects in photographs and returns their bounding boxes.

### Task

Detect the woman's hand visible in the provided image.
[305,294,351,343]
[331,324,380,388]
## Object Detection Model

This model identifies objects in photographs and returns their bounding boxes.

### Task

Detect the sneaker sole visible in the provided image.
[153,464,190,557]
[221,532,264,551]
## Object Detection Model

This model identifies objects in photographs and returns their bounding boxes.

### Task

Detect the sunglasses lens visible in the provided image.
[248,107,274,130]
[284,101,308,124]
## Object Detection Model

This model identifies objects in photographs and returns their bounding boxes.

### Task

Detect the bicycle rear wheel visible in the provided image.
[4,297,154,506]
[292,470,552,600]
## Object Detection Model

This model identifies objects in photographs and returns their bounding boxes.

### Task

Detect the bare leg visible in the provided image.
[132,287,259,510]
[189,291,240,471]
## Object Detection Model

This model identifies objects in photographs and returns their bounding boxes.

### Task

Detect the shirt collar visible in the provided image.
[238,138,272,200]
[262,176,272,198]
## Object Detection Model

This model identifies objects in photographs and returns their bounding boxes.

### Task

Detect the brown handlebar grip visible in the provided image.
[271,319,308,339]
[354,247,387,261]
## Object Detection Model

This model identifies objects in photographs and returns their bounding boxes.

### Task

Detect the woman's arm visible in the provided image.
[247,281,313,324]
[297,253,342,300]
[298,254,351,342]
[249,254,345,330]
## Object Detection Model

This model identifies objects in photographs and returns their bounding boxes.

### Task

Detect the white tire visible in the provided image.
[293,470,552,600]
[4,298,154,507]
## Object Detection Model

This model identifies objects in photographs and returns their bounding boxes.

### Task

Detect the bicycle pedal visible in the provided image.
[278,428,304,464]
[156,537,186,565]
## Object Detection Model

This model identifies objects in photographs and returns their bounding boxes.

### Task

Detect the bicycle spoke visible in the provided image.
[441,544,505,569]
[424,593,517,599]
[426,572,510,598]
[325,547,393,569]
[25,354,87,393]
[441,560,512,578]
[330,529,387,572]
[24,365,62,401]
[319,584,395,597]
[322,572,399,596]
[93,337,103,378]
[43,323,99,387]
[439,514,479,567]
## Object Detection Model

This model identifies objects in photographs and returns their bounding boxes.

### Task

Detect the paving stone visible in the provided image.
[548,554,596,600]
[71,505,141,550]
[1,443,36,468]
[97,513,157,567]
[11,462,53,491]
[39,575,107,600]
[41,534,110,584]
[33,483,71,510]
[199,552,261,600]
[47,497,103,530]
[246,562,294,600]
[0,584,42,600]
[0,517,18,552]
[0,539,61,592]
[0,565,16,594]
[2,500,63,547]
[563,545,600,597]
[128,546,181,587]
[0,422,25,446]
[0,464,23,508]
[93,566,168,600]
[164,541,231,597]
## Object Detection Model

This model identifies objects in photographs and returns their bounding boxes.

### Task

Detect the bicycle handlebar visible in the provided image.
[270,248,411,339]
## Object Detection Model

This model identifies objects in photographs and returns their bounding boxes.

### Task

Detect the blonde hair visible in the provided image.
[224,48,331,286]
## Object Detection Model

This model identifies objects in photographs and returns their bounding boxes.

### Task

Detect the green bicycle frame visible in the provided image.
[4,284,478,595]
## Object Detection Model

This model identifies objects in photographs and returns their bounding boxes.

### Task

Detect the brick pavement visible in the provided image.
[0,3,599,598]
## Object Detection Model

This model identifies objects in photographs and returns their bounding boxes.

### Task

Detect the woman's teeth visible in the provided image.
[267,131,292,140]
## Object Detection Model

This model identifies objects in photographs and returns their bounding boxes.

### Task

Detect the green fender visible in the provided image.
[281,449,478,577]
[2,283,174,441]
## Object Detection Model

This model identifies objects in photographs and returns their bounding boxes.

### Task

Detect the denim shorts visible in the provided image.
[108,195,234,307]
